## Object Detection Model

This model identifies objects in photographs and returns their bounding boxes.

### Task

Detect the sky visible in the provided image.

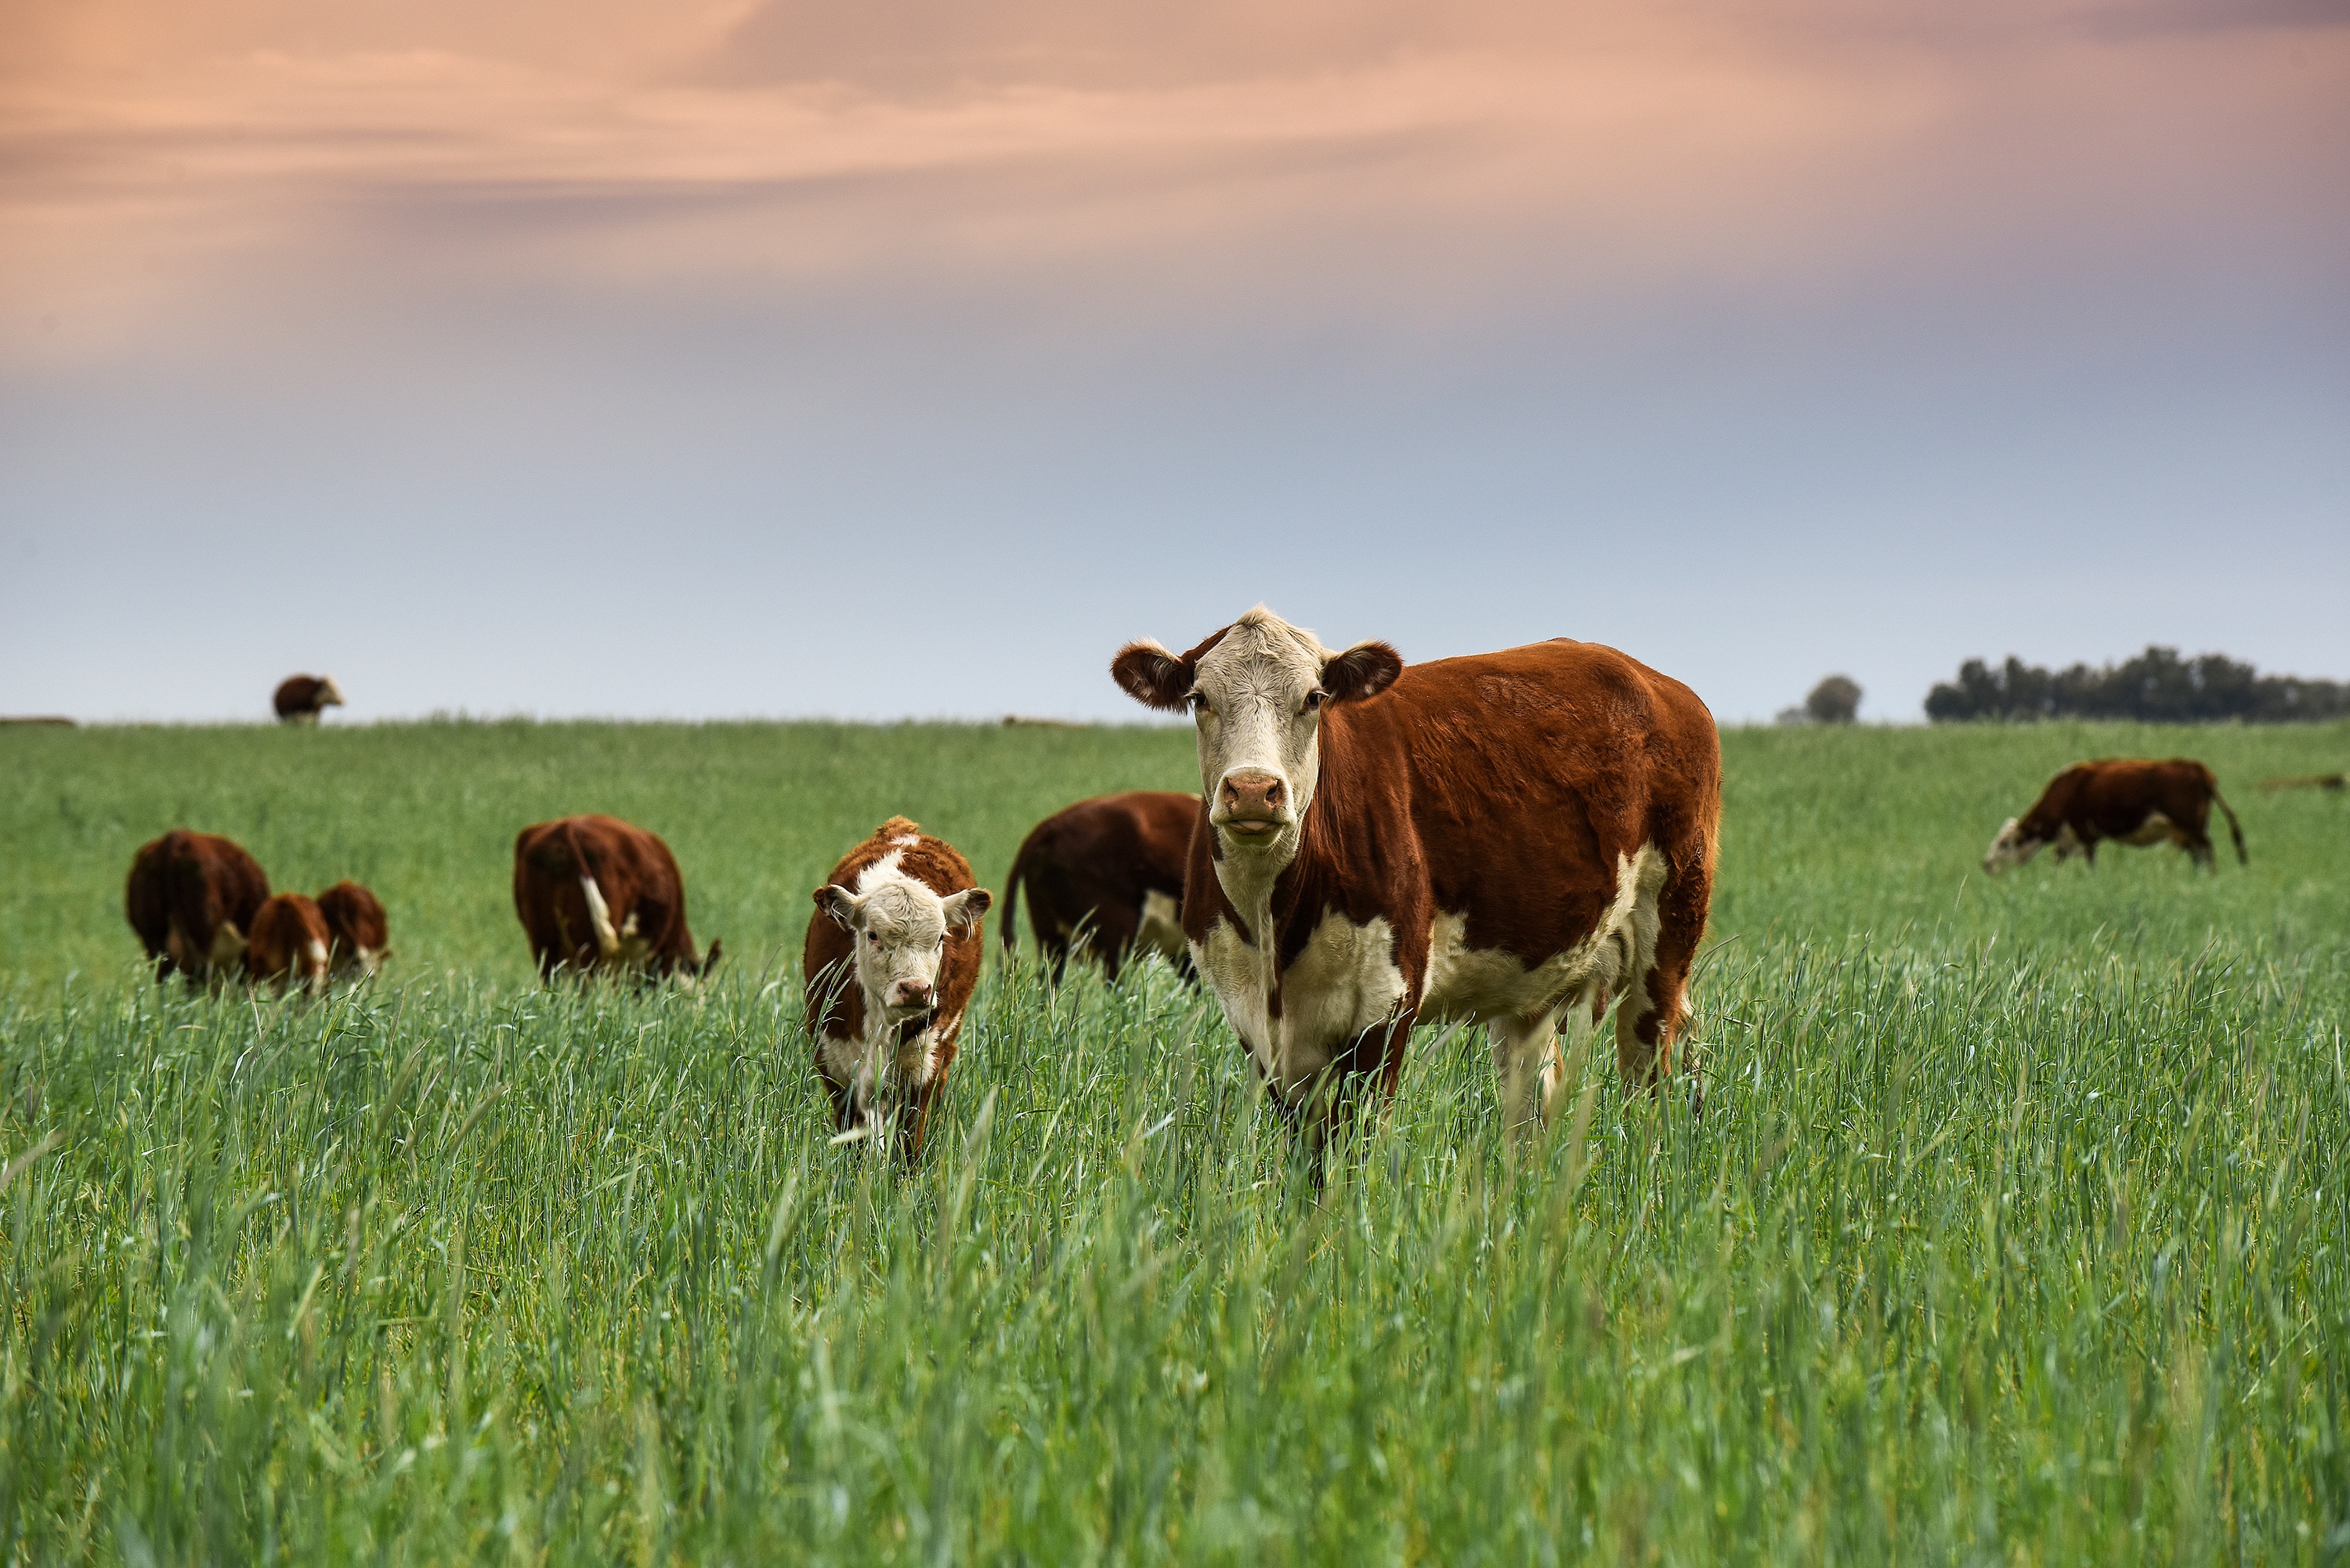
[3,0,2345,724]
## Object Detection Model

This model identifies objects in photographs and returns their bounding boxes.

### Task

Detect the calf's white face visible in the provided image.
[819,875,989,1019]
[1982,817,2043,874]
[1112,607,1402,870]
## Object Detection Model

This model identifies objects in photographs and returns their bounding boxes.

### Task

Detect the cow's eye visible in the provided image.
[1304,689,1327,712]
[1185,692,1209,715]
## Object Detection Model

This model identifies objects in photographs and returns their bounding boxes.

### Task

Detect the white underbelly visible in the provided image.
[1421,843,1666,1024]
[1136,890,1184,959]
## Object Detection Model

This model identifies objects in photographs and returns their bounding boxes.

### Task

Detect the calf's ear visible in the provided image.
[814,886,861,931]
[1111,641,1192,712]
[941,887,992,932]
[1321,641,1404,706]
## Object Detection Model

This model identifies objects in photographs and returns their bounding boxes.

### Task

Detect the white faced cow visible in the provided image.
[1112,608,1720,1147]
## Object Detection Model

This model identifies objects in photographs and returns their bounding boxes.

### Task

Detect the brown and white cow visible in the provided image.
[273,674,345,724]
[316,880,389,977]
[512,815,722,983]
[804,817,992,1160]
[125,829,271,985]
[1983,757,2246,873]
[1001,790,1199,982]
[1112,607,1721,1142]
[246,892,333,993]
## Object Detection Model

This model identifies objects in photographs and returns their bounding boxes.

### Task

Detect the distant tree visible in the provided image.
[1925,645,2350,723]
[1805,675,1862,725]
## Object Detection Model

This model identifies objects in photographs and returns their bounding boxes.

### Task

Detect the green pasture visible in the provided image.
[2,717,2346,1563]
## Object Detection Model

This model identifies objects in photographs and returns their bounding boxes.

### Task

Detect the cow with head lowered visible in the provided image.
[1001,790,1198,983]
[804,818,992,1162]
[273,675,344,724]
[126,829,271,986]
[1112,607,1720,1147]
[512,815,721,983]
[1983,757,2245,873]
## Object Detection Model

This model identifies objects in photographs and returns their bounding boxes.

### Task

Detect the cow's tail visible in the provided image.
[998,838,1029,965]
[565,820,624,958]
[2212,786,2247,865]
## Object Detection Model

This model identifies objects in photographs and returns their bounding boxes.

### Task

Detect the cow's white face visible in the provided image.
[1982,818,2044,874]
[819,874,989,1020]
[318,677,345,708]
[1112,607,1403,876]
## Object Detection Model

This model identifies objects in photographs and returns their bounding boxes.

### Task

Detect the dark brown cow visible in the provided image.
[246,893,332,993]
[125,829,271,985]
[804,817,992,1161]
[273,674,345,724]
[1112,607,1721,1145]
[1001,790,1198,981]
[316,880,389,977]
[1983,757,2245,873]
[512,815,721,983]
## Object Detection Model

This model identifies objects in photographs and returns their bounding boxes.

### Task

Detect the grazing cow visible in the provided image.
[1111,607,1721,1145]
[1983,757,2246,873]
[125,830,271,985]
[273,675,345,724]
[804,818,992,1159]
[246,893,332,993]
[512,815,721,982]
[316,880,389,977]
[1001,791,1199,982]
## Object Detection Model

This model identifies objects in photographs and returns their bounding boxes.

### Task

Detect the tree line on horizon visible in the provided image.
[1925,645,2350,724]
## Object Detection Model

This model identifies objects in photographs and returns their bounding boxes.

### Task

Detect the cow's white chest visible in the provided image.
[821,1001,957,1110]
[1193,909,1408,1099]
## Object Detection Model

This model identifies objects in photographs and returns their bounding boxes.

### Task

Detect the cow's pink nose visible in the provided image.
[894,980,933,1008]
[1220,772,1286,817]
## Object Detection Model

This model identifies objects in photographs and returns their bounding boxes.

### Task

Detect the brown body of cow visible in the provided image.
[246,893,333,993]
[1112,608,1720,1147]
[316,880,390,977]
[804,818,992,1162]
[512,815,721,982]
[1001,790,1198,982]
[125,829,271,985]
[1983,757,2245,873]
[273,674,345,724]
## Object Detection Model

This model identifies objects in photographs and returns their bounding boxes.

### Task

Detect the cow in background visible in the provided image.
[1112,606,1721,1149]
[125,829,271,985]
[512,815,721,982]
[317,880,389,977]
[273,675,344,724]
[246,893,332,994]
[1001,790,1198,982]
[804,817,991,1161]
[1984,757,2246,873]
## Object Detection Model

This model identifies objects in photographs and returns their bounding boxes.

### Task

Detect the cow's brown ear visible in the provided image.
[1111,641,1192,712]
[1321,641,1404,706]
[942,887,992,932]
[814,886,860,930]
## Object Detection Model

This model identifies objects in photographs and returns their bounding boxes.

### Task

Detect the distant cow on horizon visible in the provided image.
[804,817,992,1161]
[126,829,271,985]
[273,675,344,724]
[1001,791,1198,982]
[317,880,389,977]
[512,815,721,983]
[1984,757,2246,873]
[245,892,332,994]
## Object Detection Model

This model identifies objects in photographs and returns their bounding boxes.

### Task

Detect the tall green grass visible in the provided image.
[2,719,2346,1563]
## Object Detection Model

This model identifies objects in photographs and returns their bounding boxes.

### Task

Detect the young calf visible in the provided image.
[125,829,271,985]
[316,880,389,977]
[804,818,992,1161]
[1001,790,1198,982]
[512,815,721,982]
[246,893,333,993]
[1984,757,2246,873]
